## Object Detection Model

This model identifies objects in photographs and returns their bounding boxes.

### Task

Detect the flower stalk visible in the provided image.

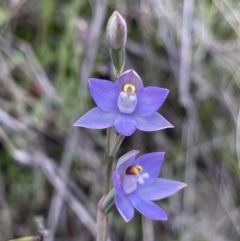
[96,12,127,240]
[96,210,107,241]
[96,131,125,241]
[110,48,125,77]
[104,133,125,196]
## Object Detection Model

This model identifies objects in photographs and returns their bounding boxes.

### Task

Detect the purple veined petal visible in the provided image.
[115,70,144,91]
[89,78,120,112]
[115,194,134,222]
[133,152,165,186]
[74,107,118,129]
[114,113,137,136]
[112,171,125,199]
[116,150,140,178]
[134,87,169,116]
[134,112,173,132]
[128,192,167,221]
[136,178,187,201]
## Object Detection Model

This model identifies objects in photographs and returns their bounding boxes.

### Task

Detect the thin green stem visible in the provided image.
[109,134,125,157]
[105,134,125,195]
[106,127,112,156]
[96,210,107,241]
[96,133,125,241]
[96,54,125,241]
[104,155,114,195]
[97,129,123,241]
[104,127,113,194]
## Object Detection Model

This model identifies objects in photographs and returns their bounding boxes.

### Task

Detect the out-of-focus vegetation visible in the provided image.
[0,0,240,240]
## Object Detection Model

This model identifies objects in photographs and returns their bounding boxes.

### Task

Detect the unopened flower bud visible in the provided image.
[106,11,127,50]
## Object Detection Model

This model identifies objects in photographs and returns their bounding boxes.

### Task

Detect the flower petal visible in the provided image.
[74,107,118,129]
[112,171,125,199]
[116,150,140,177]
[137,178,187,201]
[123,175,138,194]
[128,192,167,220]
[134,87,169,116]
[89,78,120,112]
[134,112,173,132]
[115,70,143,91]
[115,194,134,222]
[114,113,137,136]
[134,152,165,186]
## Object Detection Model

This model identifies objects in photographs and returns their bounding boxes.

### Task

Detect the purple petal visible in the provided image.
[134,112,173,132]
[74,107,118,129]
[116,150,140,178]
[114,113,137,136]
[112,171,125,199]
[134,87,169,116]
[128,193,167,220]
[115,70,143,91]
[134,152,165,186]
[137,178,187,201]
[115,194,134,222]
[89,78,120,112]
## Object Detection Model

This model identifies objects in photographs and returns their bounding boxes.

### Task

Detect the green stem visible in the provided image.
[103,127,113,194]
[110,48,125,77]
[109,134,125,157]
[96,132,125,241]
[106,127,112,156]
[96,210,107,241]
[105,134,125,195]
[104,154,114,195]
[96,56,125,241]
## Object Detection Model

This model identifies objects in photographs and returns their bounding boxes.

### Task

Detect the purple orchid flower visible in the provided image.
[74,70,173,136]
[112,150,186,222]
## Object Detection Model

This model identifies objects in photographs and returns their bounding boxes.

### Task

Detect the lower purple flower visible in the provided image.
[112,150,187,222]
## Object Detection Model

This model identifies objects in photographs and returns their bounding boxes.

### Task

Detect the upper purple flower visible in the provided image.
[112,150,186,222]
[74,70,173,136]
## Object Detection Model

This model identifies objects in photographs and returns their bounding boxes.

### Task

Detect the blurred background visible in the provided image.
[0,0,240,240]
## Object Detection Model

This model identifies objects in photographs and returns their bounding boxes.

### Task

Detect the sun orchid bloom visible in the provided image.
[74,70,173,136]
[112,150,186,222]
